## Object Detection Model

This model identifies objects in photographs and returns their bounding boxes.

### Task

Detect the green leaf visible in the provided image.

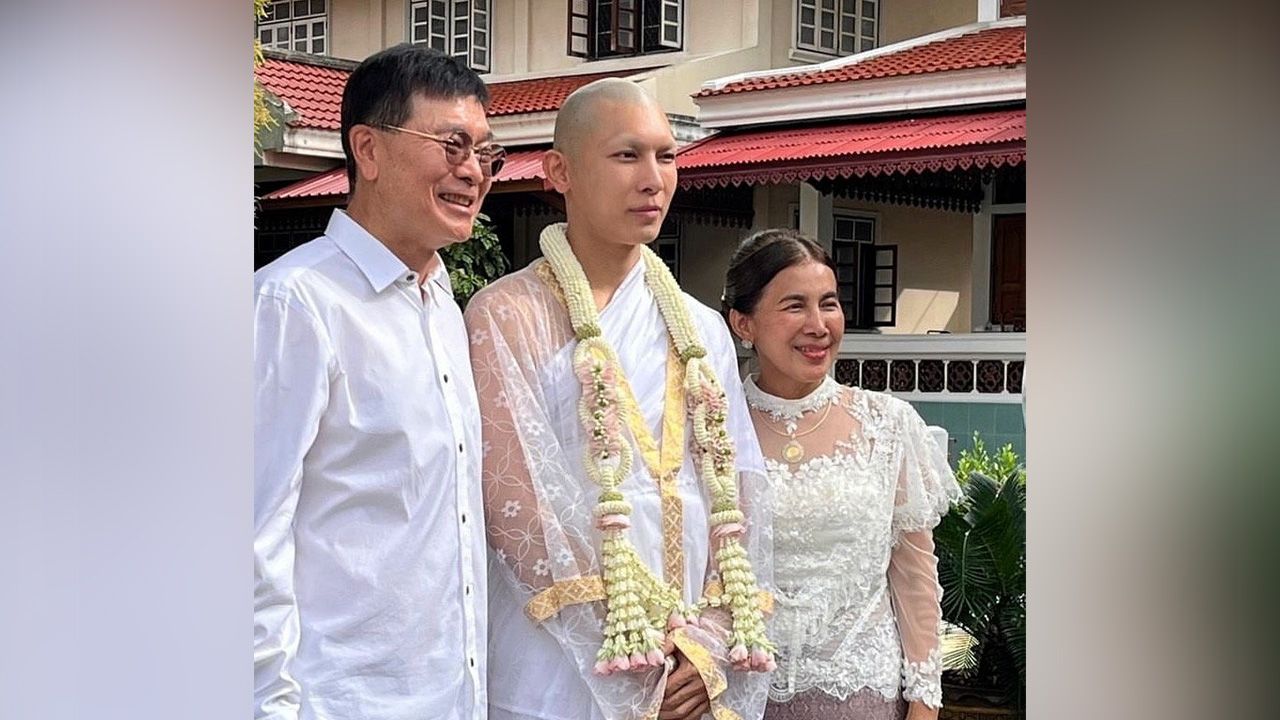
[439,215,509,306]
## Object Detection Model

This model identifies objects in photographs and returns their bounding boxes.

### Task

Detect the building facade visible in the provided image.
[255,0,1029,458]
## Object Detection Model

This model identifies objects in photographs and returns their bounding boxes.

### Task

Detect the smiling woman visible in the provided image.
[724,228,962,720]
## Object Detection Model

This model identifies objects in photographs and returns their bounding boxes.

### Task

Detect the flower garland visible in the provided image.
[539,222,776,675]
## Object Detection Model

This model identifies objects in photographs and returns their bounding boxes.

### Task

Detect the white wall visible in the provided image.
[880,0,977,45]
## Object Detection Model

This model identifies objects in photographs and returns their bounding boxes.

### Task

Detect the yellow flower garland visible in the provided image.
[539,222,776,675]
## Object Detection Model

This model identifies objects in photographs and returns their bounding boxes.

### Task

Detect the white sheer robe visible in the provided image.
[744,376,960,716]
[464,258,774,720]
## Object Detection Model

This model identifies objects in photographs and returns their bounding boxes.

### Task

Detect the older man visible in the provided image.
[254,45,505,720]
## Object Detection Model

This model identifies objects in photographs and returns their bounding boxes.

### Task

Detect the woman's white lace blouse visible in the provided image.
[745,376,960,709]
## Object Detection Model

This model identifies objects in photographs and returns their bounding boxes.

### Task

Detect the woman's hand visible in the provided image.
[905,700,939,720]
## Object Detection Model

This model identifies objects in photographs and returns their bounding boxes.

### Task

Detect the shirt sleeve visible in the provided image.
[888,402,961,709]
[253,292,333,720]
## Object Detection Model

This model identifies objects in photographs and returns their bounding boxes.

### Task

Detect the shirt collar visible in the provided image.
[325,209,411,294]
[426,256,455,299]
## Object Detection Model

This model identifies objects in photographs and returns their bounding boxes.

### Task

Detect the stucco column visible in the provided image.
[971,179,993,331]
[799,181,833,248]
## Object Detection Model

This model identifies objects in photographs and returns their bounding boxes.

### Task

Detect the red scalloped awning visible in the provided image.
[676,109,1024,189]
[261,148,548,202]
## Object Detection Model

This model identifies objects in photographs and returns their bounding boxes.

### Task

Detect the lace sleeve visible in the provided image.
[464,276,666,719]
[891,401,961,537]
[888,401,960,708]
[888,529,944,708]
[465,286,578,593]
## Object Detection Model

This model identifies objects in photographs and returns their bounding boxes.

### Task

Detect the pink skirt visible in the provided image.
[763,688,908,720]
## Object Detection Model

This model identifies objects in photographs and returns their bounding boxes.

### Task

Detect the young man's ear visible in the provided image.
[348,125,381,183]
[542,149,571,194]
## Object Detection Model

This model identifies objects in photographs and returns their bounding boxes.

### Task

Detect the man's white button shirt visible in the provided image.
[254,210,486,720]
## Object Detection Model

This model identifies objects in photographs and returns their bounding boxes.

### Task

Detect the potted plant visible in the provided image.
[936,435,1026,719]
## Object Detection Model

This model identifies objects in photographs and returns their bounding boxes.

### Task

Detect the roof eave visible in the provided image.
[698,16,1026,94]
[694,65,1026,129]
[488,111,557,147]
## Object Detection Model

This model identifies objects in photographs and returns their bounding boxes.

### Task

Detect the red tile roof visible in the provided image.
[255,54,353,130]
[254,51,657,129]
[487,69,656,116]
[261,148,548,202]
[698,24,1025,97]
[676,109,1025,188]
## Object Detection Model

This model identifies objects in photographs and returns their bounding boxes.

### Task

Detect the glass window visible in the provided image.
[570,0,683,59]
[410,0,490,72]
[831,213,895,329]
[796,0,877,57]
[258,0,326,56]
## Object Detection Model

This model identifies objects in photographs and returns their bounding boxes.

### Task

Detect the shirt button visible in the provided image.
[405,272,417,283]
[443,373,449,383]
[465,585,471,596]
[461,513,467,524]
[469,657,476,668]
[458,443,464,453]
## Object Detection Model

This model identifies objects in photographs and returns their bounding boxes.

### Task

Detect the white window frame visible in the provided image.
[259,0,329,56]
[795,0,878,58]
[657,0,683,50]
[410,0,492,73]
[832,209,897,329]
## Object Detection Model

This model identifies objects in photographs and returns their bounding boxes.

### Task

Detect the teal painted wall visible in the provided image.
[910,400,1026,466]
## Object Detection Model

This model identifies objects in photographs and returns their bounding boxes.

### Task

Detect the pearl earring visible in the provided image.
[742,339,753,350]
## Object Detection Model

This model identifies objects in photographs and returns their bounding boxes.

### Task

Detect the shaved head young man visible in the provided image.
[464,79,775,720]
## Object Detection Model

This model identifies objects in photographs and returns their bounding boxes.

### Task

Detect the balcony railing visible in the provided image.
[835,332,1025,404]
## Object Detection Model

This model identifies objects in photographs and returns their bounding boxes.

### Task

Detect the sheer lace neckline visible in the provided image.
[744,374,843,422]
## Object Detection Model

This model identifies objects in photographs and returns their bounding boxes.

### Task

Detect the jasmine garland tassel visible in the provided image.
[539,222,776,675]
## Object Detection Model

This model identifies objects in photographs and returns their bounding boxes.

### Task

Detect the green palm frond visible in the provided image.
[940,622,979,672]
[936,516,999,629]
[937,440,1027,709]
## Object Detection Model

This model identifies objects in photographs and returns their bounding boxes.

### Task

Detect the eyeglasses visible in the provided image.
[377,124,506,178]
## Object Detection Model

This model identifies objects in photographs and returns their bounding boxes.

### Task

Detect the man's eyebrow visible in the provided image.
[439,124,495,143]
[611,135,678,151]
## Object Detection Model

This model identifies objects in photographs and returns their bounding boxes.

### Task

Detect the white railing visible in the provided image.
[835,332,1025,404]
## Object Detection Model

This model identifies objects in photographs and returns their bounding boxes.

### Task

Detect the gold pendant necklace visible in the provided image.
[765,402,834,464]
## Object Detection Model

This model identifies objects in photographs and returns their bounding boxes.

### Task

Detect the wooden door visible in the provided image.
[991,213,1026,329]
